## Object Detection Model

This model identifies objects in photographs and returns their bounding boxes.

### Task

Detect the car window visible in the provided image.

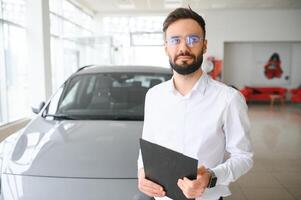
[45,72,171,120]
[47,87,63,115]
[59,80,81,109]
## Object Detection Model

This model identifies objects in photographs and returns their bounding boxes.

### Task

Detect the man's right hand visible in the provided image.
[138,168,166,198]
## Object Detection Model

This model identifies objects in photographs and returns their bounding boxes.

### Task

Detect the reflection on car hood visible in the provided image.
[4,116,143,178]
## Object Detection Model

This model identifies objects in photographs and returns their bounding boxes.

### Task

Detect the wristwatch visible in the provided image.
[207,168,217,188]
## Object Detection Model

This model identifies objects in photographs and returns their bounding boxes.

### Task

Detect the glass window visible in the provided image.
[103,16,164,34]
[49,0,63,16]
[2,0,26,26]
[50,13,62,36]
[50,0,93,33]
[49,0,97,91]
[47,86,63,115]
[0,0,28,125]
[3,24,29,122]
[59,78,81,109]
[102,16,168,66]
[131,32,163,46]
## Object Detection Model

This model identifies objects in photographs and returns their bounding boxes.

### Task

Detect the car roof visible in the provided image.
[75,65,172,75]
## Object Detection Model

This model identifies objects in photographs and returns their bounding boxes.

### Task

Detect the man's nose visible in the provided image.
[177,39,189,52]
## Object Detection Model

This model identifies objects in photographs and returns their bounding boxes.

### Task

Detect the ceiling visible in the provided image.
[77,0,301,14]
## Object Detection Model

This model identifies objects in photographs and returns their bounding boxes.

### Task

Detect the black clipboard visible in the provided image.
[140,138,198,200]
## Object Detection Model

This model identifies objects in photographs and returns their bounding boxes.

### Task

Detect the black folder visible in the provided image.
[140,138,198,200]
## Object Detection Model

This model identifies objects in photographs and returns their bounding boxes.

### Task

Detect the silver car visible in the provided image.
[0,65,172,200]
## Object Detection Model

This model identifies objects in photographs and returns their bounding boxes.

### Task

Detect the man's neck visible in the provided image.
[173,69,203,96]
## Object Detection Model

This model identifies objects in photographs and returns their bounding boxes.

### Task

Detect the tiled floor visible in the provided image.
[225,104,301,200]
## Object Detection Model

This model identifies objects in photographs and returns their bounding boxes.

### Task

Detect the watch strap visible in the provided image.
[207,168,217,188]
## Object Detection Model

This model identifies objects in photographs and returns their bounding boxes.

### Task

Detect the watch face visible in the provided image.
[207,169,217,188]
[210,176,217,188]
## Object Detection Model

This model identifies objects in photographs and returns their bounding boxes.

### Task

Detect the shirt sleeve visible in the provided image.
[137,89,155,171]
[212,90,253,185]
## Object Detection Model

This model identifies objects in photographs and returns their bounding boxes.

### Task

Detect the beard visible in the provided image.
[169,51,204,75]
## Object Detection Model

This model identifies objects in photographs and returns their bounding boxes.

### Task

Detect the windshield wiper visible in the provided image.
[44,114,78,120]
[112,116,143,121]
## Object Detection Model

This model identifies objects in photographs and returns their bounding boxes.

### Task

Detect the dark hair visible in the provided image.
[163,7,206,38]
[270,52,280,61]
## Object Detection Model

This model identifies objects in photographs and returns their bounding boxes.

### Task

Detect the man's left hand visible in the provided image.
[177,165,210,199]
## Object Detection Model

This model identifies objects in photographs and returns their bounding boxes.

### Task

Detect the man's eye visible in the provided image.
[188,36,200,44]
[169,38,180,45]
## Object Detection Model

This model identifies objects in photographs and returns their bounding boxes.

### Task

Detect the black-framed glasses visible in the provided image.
[166,34,204,47]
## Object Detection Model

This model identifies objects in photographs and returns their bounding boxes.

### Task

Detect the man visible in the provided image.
[137,7,253,200]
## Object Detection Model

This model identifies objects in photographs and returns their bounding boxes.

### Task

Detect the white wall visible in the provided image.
[291,43,301,88]
[204,9,301,89]
[203,9,301,59]
[223,42,301,89]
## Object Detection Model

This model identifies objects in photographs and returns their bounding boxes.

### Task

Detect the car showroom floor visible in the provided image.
[225,104,301,200]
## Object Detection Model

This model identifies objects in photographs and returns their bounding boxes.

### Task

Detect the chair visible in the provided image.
[149,79,162,88]
[290,88,301,103]
[128,81,148,108]
[89,77,113,109]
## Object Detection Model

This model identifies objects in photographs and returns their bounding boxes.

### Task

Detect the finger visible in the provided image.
[140,178,164,191]
[197,171,211,188]
[182,177,194,188]
[198,165,206,175]
[177,179,190,194]
[183,177,202,189]
[178,179,192,198]
[139,179,165,196]
[182,177,205,197]
[178,178,191,195]
[180,185,205,199]
[177,179,184,190]
[179,181,204,199]
[139,183,165,197]
[142,188,165,198]
[142,187,165,197]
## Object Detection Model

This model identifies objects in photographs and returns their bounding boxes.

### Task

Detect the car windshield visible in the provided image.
[44,72,171,120]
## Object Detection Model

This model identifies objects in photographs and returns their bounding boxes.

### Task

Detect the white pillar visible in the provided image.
[27,0,52,105]
[0,24,8,123]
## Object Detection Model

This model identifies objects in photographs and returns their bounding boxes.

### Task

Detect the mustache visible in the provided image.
[174,51,196,62]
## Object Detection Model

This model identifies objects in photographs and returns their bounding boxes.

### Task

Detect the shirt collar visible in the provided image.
[167,72,209,96]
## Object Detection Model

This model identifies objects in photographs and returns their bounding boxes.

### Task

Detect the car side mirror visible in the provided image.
[31,101,45,114]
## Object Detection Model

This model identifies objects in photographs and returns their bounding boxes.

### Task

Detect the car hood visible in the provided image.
[3,116,143,178]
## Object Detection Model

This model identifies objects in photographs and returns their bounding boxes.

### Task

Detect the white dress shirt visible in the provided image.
[138,73,253,200]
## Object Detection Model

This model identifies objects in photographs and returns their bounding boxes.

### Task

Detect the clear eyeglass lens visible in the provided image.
[168,37,181,45]
[167,35,202,47]
[186,35,201,46]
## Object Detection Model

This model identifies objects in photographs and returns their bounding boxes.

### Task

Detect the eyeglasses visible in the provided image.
[166,35,204,47]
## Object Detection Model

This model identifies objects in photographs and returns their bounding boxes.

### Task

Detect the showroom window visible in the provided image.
[49,0,103,91]
[0,0,28,125]
[102,16,168,67]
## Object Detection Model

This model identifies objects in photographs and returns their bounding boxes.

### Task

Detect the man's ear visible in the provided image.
[203,40,208,54]
[164,42,169,56]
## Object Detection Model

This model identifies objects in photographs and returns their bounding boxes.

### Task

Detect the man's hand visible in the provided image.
[138,168,166,197]
[177,166,210,199]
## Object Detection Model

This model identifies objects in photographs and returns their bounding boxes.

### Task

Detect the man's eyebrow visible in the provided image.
[189,34,200,37]
[169,35,180,38]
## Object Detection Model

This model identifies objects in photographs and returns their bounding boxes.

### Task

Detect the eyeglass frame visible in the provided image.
[165,34,205,47]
